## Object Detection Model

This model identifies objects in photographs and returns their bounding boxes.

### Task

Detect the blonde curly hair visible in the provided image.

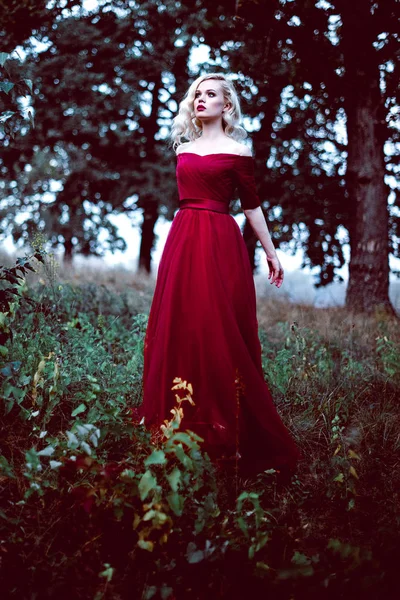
[169,73,248,152]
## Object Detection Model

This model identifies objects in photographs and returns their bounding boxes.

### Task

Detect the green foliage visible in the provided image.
[0,253,399,597]
[376,335,400,381]
[0,249,45,359]
[0,49,34,141]
[235,491,272,560]
[0,1,185,262]
[261,321,335,400]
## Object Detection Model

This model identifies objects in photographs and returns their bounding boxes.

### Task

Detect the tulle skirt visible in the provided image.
[137,206,301,476]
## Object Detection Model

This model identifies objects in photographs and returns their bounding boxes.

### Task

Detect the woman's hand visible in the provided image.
[266,252,284,288]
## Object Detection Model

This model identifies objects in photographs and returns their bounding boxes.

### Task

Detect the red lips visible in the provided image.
[197,106,206,111]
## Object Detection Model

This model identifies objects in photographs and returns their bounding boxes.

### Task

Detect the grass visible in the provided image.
[0,249,399,599]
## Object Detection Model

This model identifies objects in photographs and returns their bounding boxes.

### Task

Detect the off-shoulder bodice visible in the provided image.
[176,152,261,212]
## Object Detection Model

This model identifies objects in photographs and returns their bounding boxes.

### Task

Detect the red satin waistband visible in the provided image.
[179,198,229,214]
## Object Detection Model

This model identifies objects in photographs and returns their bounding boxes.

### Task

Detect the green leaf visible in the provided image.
[347,498,355,511]
[2,383,25,403]
[138,470,157,501]
[167,443,193,471]
[0,52,9,67]
[120,469,136,479]
[37,445,55,457]
[99,563,115,582]
[0,455,15,478]
[237,491,249,502]
[25,448,40,471]
[2,382,14,398]
[160,585,173,599]
[142,509,157,522]
[194,514,206,534]
[171,431,198,447]
[185,429,204,443]
[292,551,312,566]
[186,542,204,564]
[143,585,157,599]
[144,449,166,467]
[0,110,15,123]
[167,491,184,516]
[0,81,13,94]
[166,467,181,492]
[237,516,249,537]
[1,360,21,376]
[137,539,154,552]
[12,387,26,403]
[4,399,14,415]
[71,403,87,417]
[256,561,271,572]
[23,78,32,93]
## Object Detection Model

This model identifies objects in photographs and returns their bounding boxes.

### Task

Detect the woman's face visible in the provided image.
[193,80,230,120]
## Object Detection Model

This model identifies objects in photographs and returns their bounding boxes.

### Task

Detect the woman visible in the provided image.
[138,73,301,477]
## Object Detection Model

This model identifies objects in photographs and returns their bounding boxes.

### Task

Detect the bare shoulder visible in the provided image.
[175,142,193,155]
[235,143,253,157]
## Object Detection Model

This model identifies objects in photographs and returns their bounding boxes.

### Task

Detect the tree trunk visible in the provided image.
[63,238,73,263]
[138,201,158,274]
[341,0,394,313]
[242,218,258,272]
[136,71,164,275]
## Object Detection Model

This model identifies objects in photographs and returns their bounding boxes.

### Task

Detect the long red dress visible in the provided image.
[138,152,301,476]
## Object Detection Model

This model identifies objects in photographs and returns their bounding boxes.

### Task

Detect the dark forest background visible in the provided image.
[1,0,399,313]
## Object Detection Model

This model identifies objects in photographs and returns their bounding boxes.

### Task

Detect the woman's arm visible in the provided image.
[243,206,276,258]
[243,206,284,288]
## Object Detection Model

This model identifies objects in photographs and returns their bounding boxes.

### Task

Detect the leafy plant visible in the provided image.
[0,50,34,141]
[0,249,45,358]
[0,263,399,598]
